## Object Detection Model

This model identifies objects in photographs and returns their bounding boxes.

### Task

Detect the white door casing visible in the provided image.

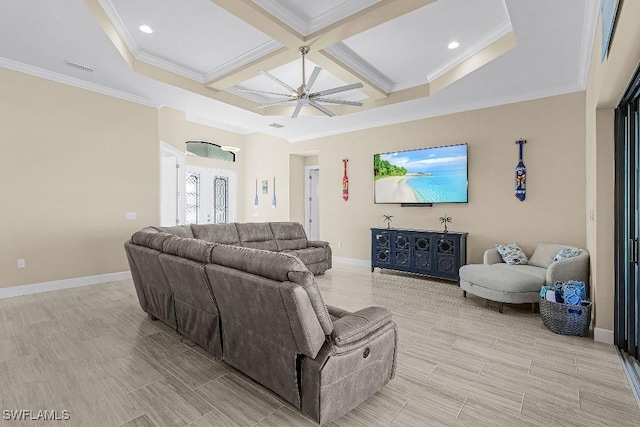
[160,142,185,226]
[305,165,320,240]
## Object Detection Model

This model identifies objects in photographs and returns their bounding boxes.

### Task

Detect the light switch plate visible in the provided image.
[125,212,137,220]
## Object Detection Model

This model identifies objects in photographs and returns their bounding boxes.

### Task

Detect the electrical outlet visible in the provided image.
[17,259,25,268]
[337,241,343,248]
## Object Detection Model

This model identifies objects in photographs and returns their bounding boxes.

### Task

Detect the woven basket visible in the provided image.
[539,298,591,337]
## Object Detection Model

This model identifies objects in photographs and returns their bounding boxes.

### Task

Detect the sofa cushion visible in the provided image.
[491,264,547,282]
[284,248,327,265]
[235,223,278,251]
[131,228,173,251]
[553,247,581,263]
[191,223,241,245]
[153,225,194,238]
[495,243,528,265]
[270,222,308,251]
[528,244,569,268]
[459,264,545,293]
[162,237,216,263]
[210,244,306,282]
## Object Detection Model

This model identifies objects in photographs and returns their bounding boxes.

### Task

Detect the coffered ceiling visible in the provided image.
[0,0,598,141]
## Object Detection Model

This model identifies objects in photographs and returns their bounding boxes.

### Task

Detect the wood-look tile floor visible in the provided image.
[0,263,639,426]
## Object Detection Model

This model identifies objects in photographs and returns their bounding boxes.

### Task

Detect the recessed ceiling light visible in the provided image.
[139,25,154,34]
[448,41,460,49]
[220,146,240,152]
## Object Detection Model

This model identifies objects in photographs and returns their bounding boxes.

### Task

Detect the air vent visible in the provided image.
[269,123,285,128]
[65,59,96,73]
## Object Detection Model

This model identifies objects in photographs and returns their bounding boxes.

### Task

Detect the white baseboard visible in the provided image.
[594,327,614,345]
[332,256,370,268]
[0,271,132,299]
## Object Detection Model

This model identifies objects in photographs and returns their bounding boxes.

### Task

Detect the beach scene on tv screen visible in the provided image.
[374,144,468,203]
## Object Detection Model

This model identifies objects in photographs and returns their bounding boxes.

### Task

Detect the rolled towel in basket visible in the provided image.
[561,281,587,305]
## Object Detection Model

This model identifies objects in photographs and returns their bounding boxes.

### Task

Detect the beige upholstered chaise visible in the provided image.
[459,243,589,313]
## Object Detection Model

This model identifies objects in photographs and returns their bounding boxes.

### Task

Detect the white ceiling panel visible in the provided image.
[109,0,278,78]
[253,0,380,35]
[340,0,511,89]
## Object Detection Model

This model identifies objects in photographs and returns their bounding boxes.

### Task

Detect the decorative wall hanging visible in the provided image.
[262,180,268,194]
[272,177,277,208]
[515,139,527,201]
[254,179,259,206]
[342,158,349,201]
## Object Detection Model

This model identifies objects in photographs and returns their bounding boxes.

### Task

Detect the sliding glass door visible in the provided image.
[615,64,640,360]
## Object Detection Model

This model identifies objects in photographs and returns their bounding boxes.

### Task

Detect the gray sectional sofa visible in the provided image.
[124,224,397,424]
[154,222,332,275]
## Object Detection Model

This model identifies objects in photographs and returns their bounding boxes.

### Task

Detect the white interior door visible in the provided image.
[160,142,185,226]
[186,165,236,224]
[305,166,320,240]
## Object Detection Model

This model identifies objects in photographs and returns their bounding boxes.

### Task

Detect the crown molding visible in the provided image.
[185,112,254,134]
[0,56,162,108]
[203,40,283,82]
[253,0,380,36]
[98,0,140,55]
[137,52,205,83]
[306,0,380,35]
[287,82,584,142]
[252,0,307,35]
[426,20,513,83]
[323,43,393,93]
[578,0,599,89]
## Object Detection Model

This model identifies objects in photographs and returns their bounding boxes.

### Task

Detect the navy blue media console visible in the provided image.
[371,228,467,281]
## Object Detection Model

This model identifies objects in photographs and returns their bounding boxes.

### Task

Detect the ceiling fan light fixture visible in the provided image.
[448,41,460,49]
[241,46,364,119]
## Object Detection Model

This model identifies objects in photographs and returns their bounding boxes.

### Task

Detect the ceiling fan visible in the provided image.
[238,46,364,118]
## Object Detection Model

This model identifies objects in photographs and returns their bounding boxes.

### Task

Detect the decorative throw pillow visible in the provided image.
[495,243,528,265]
[553,247,581,263]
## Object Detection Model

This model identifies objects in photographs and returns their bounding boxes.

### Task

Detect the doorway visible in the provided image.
[615,63,640,363]
[305,165,320,240]
[185,165,236,225]
[160,142,185,226]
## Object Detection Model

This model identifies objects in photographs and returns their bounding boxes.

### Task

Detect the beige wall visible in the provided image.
[585,0,640,332]
[243,133,291,222]
[0,68,158,287]
[280,92,586,263]
[0,72,248,288]
[289,155,305,224]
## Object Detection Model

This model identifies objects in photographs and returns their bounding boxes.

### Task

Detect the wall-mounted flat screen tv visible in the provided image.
[374,143,468,204]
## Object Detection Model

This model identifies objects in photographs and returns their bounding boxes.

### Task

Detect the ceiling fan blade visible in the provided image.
[315,98,363,106]
[304,67,322,97]
[260,71,297,93]
[291,103,303,118]
[310,100,335,117]
[238,88,296,98]
[258,98,296,108]
[310,82,364,98]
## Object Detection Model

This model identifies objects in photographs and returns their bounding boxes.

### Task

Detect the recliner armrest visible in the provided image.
[307,240,330,248]
[330,306,392,346]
